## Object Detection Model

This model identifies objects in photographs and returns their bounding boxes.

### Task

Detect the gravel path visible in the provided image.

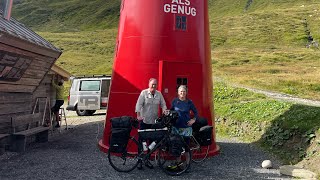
[0,112,292,180]
[214,77,320,107]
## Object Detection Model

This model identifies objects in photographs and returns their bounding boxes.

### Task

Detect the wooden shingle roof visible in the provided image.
[0,10,61,53]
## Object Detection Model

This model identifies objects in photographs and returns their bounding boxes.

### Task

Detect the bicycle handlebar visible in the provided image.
[131,110,178,129]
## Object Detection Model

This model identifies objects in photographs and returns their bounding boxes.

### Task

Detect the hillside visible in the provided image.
[12,0,120,32]
[12,0,320,100]
[209,0,320,100]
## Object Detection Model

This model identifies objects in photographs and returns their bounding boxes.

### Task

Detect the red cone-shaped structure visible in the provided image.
[99,0,219,157]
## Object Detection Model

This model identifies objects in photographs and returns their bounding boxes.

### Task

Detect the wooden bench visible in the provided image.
[11,113,49,152]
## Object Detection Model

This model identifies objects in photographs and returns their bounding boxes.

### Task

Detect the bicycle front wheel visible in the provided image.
[108,138,139,172]
[157,143,191,176]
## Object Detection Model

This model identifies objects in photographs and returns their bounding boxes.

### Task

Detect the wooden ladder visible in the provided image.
[32,97,52,133]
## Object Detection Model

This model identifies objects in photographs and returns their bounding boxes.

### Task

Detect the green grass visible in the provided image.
[215,82,291,125]
[12,0,121,32]
[214,81,320,166]
[11,0,320,100]
[209,0,320,100]
[214,82,320,131]
[38,30,117,75]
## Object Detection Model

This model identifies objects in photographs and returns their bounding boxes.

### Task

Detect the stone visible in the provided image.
[262,160,272,169]
[280,165,317,179]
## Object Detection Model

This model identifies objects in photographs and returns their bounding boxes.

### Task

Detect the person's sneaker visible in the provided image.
[144,160,154,169]
[137,160,143,170]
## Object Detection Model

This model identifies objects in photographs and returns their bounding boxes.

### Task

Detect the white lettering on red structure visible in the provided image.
[164,0,197,16]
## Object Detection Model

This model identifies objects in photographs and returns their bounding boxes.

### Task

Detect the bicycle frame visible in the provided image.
[136,127,171,161]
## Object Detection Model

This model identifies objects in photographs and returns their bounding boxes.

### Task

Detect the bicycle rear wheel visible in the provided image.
[157,143,191,176]
[190,136,210,163]
[191,145,209,163]
[108,138,139,172]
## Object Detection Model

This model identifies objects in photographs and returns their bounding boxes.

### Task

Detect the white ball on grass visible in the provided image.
[261,160,272,169]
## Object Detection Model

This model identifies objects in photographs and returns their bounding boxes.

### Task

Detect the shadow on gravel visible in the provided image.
[0,120,292,180]
[258,104,320,164]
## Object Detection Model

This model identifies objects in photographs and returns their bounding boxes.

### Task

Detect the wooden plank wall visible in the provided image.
[0,43,56,93]
[0,74,60,134]
[32,74,56,123]
[0,92,33,134]
[0,43,59,134]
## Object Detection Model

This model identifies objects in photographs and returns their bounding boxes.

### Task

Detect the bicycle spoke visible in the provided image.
[190,135,209,163]
[108,138,139,172]
[191,145,210,163]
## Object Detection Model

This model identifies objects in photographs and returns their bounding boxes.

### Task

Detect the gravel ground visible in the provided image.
[0,111,292,180]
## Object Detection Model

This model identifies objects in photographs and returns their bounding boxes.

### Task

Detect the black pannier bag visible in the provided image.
[109,128,131,153]
[169,135,185,157]
[109,116,133,153]
[111,116,132,129]
[192,117,208,133]
[195,125,213,146]
[138,128,167,142]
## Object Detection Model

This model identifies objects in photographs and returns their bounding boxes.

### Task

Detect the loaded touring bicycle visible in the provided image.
[107,111,213,176]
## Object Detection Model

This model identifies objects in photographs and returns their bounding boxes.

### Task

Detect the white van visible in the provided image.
[66,75,111,116]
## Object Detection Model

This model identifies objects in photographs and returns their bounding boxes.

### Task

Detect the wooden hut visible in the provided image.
[0,6,63,152]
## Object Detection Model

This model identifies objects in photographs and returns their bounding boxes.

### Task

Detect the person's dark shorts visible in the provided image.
[51,100,64,113]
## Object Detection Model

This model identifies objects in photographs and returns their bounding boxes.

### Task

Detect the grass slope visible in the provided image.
[12,0,320,99]
[214,81,320,176]
[210,0,320,100]
[12,0,121,32]
[38,30,117,75]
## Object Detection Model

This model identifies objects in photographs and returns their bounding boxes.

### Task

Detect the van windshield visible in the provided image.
[79,80,100,91]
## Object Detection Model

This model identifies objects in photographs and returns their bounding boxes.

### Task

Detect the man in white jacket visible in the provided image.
[135,78,167,169]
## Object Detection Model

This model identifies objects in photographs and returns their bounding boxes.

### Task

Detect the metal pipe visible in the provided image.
[3,0,13,20]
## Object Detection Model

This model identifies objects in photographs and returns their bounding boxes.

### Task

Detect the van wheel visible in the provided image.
[76,109,88,116]
[87,110,96,116]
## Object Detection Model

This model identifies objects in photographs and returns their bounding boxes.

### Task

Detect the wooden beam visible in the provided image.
[0,43,59,60]
[23,68,47,79]
[0,102,32,115]
[0,84,35,93]
[0,77,41,86]
[0,92,32,104]
[31,57,53,69]
[0,33,61,58]
[51,64,71,80]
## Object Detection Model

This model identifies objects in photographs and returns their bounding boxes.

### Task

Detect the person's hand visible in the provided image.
[163,110,170,115]
[187,119,196,126]
[137,116,144,121]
